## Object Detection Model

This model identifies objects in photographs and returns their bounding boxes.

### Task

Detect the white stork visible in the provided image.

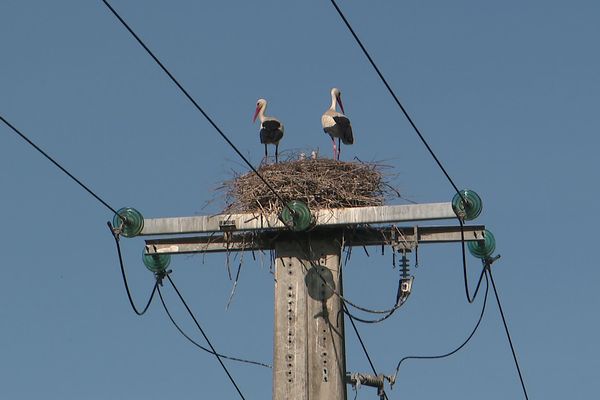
[321,87,354,160]
[253,98,284,163]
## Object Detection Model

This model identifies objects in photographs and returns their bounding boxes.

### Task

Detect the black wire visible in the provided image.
[344,302,380,375]
[328,0,465,203]
[343,291,407,315]
[488,267,530,400]
[107,222,157,316]
[166,274,246,400]
[342,301,402,324]
[344,302,390,400]
[297,237,409,316]
[100,0,294,217]
[156,283,271,369]
[1,114,121,217]
[460,219,488,304]
[393,267,489,380]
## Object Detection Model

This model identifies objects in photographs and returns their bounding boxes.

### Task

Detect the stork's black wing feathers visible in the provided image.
[260,120,283,144]
[262,120,281,130]
[333,116,354,144]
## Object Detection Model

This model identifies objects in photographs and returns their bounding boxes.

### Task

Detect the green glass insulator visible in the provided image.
[468,229,496,259]
[113,207,144,238]
[280,200,313,232]
[452,189,483,221]
[142,250,171,273]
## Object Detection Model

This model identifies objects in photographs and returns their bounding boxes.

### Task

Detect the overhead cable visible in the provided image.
[392,267,489,382]
[327,0,465,202]
[488,267,530,399]
[157,283,271,369]
[107,222,157,315]
[342,299,406,324]
[100,0,293,216]
[0,114,121,216]
[344,302,390,400]
[298,237,409,317]
[345,302,379,374]
[166,274,247,400]
[460,220,489,303]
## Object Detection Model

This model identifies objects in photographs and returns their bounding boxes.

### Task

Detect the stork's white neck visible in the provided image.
[257,102,267,122]
[330,92,337,111]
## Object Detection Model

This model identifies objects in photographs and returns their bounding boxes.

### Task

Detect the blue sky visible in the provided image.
[1,1,599,399]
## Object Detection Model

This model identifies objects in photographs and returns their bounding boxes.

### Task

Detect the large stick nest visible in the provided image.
[223,157,395,214]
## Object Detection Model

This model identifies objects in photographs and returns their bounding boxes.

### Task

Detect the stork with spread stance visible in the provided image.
[253,98,284,163]
[321,88,354,160]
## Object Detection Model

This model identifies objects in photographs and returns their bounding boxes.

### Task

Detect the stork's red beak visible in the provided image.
[252,105,261,123]
[337,94,345,114]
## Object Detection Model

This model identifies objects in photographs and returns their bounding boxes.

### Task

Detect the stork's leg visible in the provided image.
[338,138,341,160]
[264,144,268,162]
[275,143,279,163]
[331,136,337,160]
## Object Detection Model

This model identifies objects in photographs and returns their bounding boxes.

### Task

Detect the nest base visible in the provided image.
[223,158,389,215]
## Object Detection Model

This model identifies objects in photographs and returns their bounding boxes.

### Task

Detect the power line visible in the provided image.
[459,220,489,304]
[392,267,489,381]
[107,222,157,315]
[298,237,410,317]
[327,0,492,318]
[342,297,407,324]
[327,0,465,201]
[0,116,156,316]
[0,114,121,217]
[156,283,271,369]
[0,113,248,397]
[100,0,293,217]
[488,267,530,399]
[344,302,379,375]
[344,302,390,400]
[166,274,247,400]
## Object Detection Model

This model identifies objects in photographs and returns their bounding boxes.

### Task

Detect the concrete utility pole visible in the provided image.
[139,202,485,400]
[273,235,346,399]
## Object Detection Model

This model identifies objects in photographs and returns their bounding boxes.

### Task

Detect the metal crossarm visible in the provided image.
[140,202,457,236]
[144,225,485,255]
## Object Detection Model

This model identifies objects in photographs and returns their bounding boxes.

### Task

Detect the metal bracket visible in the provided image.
[391,225,418,253]
[219,220,237,231]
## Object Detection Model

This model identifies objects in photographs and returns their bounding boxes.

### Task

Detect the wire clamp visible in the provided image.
[346,373,393,400]
[484,254,502,267]
[112,207,144,238]
[154,268,172,286]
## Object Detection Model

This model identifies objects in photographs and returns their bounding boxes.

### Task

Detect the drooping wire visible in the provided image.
[100,0,294,217]
[488,267,530,400]
[392,266,489,381]
[1,114,121,217]
[156,283,271,369]
[298,237,407,316]
[342,297,406,324]
[165,274,247,400]
[459,219,488,303]
[327,0,466,203]
[107,221,157,315]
